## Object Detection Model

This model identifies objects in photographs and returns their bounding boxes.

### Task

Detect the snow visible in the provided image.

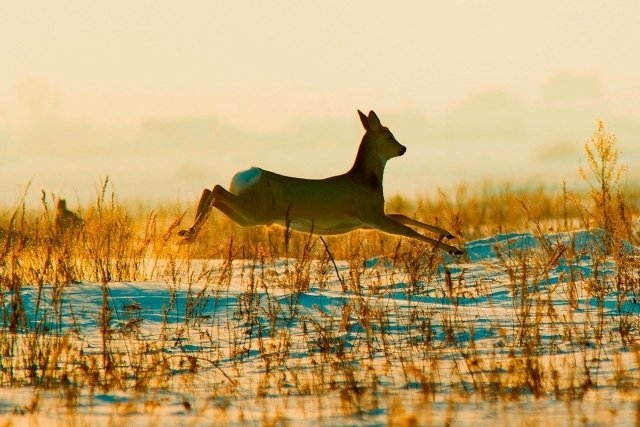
[1,230,639,426]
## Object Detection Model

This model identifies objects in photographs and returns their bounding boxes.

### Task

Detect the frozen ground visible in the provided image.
[1,230,640,426]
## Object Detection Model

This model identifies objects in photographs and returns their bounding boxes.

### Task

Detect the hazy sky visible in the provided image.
[2,1,639,130]
[1,1,639,206]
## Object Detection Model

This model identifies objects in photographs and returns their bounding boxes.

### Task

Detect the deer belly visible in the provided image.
[287,215,362,235]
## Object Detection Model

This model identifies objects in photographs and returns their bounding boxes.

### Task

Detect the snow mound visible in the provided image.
[464,229,636,261]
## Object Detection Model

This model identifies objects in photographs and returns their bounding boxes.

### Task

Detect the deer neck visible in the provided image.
[347,137,386,191]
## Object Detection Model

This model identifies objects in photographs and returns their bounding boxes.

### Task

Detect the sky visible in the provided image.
[1,1,639,205]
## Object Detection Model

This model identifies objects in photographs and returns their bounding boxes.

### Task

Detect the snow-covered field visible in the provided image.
[1,230,640,426]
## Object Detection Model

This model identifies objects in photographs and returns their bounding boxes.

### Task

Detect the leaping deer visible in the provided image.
[179,110,463,255]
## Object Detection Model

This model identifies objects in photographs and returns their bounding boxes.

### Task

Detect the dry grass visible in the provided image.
[0,121,639,425]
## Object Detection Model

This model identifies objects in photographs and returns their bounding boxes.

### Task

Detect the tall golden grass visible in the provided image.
[0,121,638,424]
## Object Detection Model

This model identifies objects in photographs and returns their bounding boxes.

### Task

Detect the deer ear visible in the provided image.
[358,110,369,131]
[367,111,381,130]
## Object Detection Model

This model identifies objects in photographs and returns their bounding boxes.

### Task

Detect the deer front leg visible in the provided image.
[370,215,463,255]
[178,188,215,241]
[387,214,456,239]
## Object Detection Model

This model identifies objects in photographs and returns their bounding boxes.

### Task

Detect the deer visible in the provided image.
[178,110,463,255]
[55,199,83,233]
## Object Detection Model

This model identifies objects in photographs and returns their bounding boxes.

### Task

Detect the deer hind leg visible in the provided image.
[369,215,463,255]
[179,185,259,241]
[210,185,256,227]
[178,188,216,241]
[387,214,456,239]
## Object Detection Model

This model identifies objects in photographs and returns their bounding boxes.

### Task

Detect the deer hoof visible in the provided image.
[178,228,197,243]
